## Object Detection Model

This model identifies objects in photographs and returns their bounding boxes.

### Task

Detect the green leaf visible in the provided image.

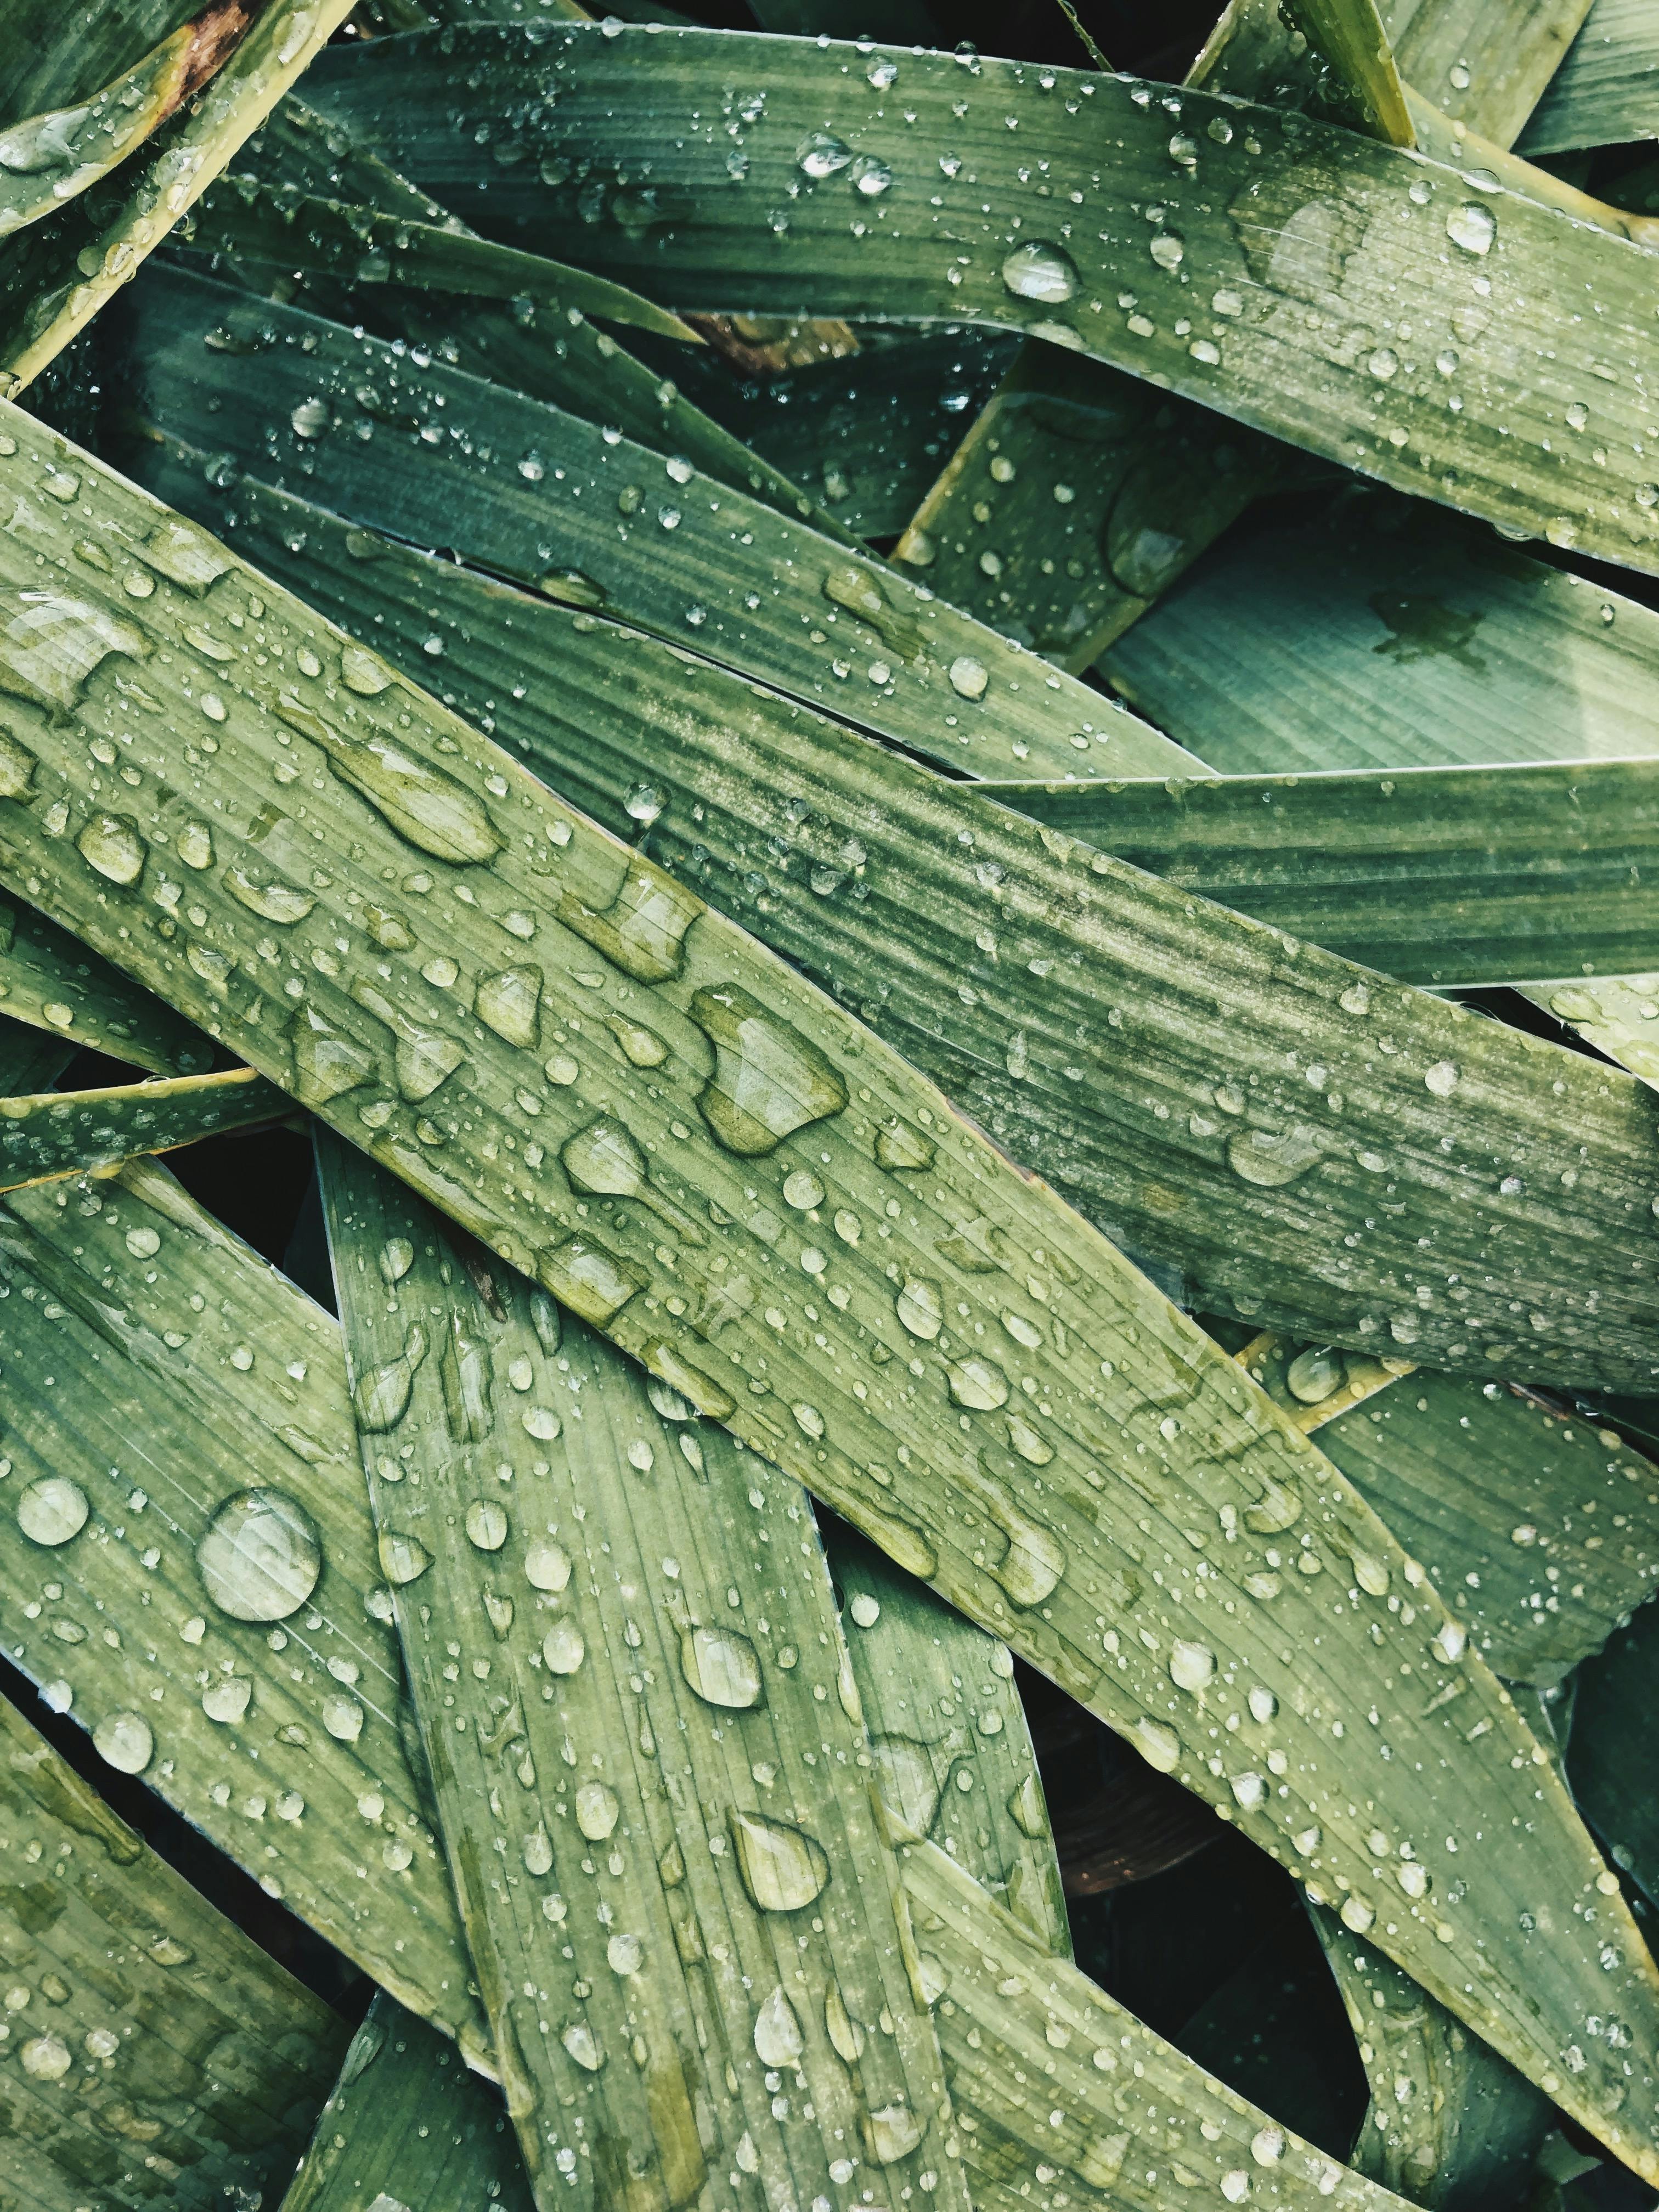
[830,1523,1071,1957]
[2,404,1655,2176]
[0,0,360,397]
[280,1993,535,2212]
[1568,1601,1659,1905]
[1519,973,1659,1084]
[981,758,1659,988]
[1237,1334,1659,1686]
[0,1010,74,1094]
[136,447,1659,1397]
[1387,0,1597,153]
[116,264,1195,782]
[0,1678,347,2211]
[191,177,706,343]
[1,889,213,1074]
[0,1063,285,1192]
[0,1158,489,2056]
[1102,488,1659,774]
[1518,0,1659,154]
[1311,1901,1555,2206]
[1202,0,1417,145]
[302,24,1659,580]
[317,1132,975,2212]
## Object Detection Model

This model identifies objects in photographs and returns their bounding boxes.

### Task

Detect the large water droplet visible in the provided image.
[543,1618,587,1673]
[351,980,465,1102]
[872,1733,946,1836]
[875,1121,934,1171]
[76,812,146,886]
[1285,1346,1342,1404]
[202,1675,252,1725]
[224,866,315,924]
[466,1500,509,1552]
[1001,241,1079,303]
[16,1476,88,1547]
[680,1626,763,1709]
[1446,201,1494,255]
[560,862,701,981]
[93,1710,153,1775]
[378,1531,432,1585]
[731,1810,829,1911]
[476,965,543,1049]
[689,985,848,1156]
[1135,1718,1181,1773]
[1008,1773,1047,1838]
[282,703,503,864]
[441,1316,494,1444]
[947,655,988,701]
[1226,1126,1323,1188]
[947,1357,1008,1410]
[197,1490,323,1621]
[0,591,145,712]
[851,154,893,196]
[865,2107,924,2164]
[525,1539,572,1592]
[797,131,854,179]
[354,1326,427,1431]
[291,1007,379,1107]
[575,1780,618,1839]
[753,1985,805,2067]
[1169,1640,1216,1694]
[562,2020,605,2071]
[896,1278,943,1340]
[826,1982,865,2062]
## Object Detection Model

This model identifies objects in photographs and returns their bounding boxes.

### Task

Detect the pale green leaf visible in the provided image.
[1519,0,1659,154]
[1387,0,1595,150]
[1520,973,1659,1084]
[1,889,213,1074]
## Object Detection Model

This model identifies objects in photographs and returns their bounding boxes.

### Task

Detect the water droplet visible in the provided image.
[1248,1685,1277,1723]
[526,1539,572,1592]
[1008,1773,1047,1837]
[20,2034,70,2081]
[1446,202,1494,254]
[947,655,988,700]
[476,966,543,1049]
[16,1477,87,1548]
[286,708,503,865]
[826,1983,865,2062]
[783,1168,825,1210]
[354,1326,427,1431]
[875,1121,934,1171]
[291,397,331,438]
[340,644,392,695]
[680,1626,763,1708]
[543,1619,587,1674]
[93,1711,153,1775]
[0,592,145,712]
[1340,1896,1375,1934]
[851,154,893,196]
[562,2020,605,2071]
[560,862,701,981]
[797,132,854,179]
[378,1531,432,1586]
[466,1499,509,1551]
[575,1780,618,1839]
[1424,1059,1460,1098]
[1001,241,1079,303]
[1367,347,1398,381]
[872,1733,947,1835]
[754,1985,805,2067]
[865,2107,924,2164]
[1169,1640,1215,1693]
[1285,1346,1342,1403]
[1351,1551,1390,1596]
[731,1810,829,1911]
[607,1933,642,1976]
[689,985,848,1155]
[76,812,145,886]
[1226,1127,1323,1188]
[1135,1718,1181,1773]
[896,1278,943,1340]
[947,1357,1008,1410]
[849,1591,881,1628]
[197,1490,322,1621]
[1149,233,1185,270]
[202,1676,252,1725]
[379,1237,413,1284]
[291,1007,379,1107]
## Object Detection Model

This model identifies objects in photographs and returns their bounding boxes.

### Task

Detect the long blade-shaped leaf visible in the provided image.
[1518,0,1659,153]
[830,1524,1071,1957]
[1101,489,1659,775]
[1520,973,1659,1085]
[301,24,1659,580]
[0,0,358,396]
[1310,1902,1554,2205]
[2,890,212,1074]
[1,410,1655,2172]
[318,1135,974,2212]
[0,1159,488,2053]
[132,445,1659,1397]
[0,1010,72,1093]
[280,1993,535,2212]
[983,758,1659,988]
[0,1683,347,2210]
[1387,0,1595,150]
[0,1064,284,1192]
[115,264,1195,782]
[7,1150,1361,2212]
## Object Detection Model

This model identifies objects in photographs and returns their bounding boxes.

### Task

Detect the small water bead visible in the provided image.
[1285,1346,1342,1404]
[466,1499,509,1551]
[867,55,897,86]
[680,1626,763,1708]
[1001,241,1079,303]
[197,1489,322,1621]
[1446,201,1494,255]
[525,1539,572,1592]
[849,1592,882,1628]
[732,1810,829,1911]
[851,154,893,196]
[379,1237,413,1284]
[378,1531,432,1586]
[1135,1718,1181,1773]
[797,131,854,179]
[1248,1685,1277,1724]
[16,1477,88,1548]
[93,1711,153,1775]
[543,1620,586,1674]
[77,812,146,886]
[1424,1059,1460,1098]
[1367,347,1398,381]
[948,654,989,700]
[202,1676,252,1724]
[1149,233,1185,271]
